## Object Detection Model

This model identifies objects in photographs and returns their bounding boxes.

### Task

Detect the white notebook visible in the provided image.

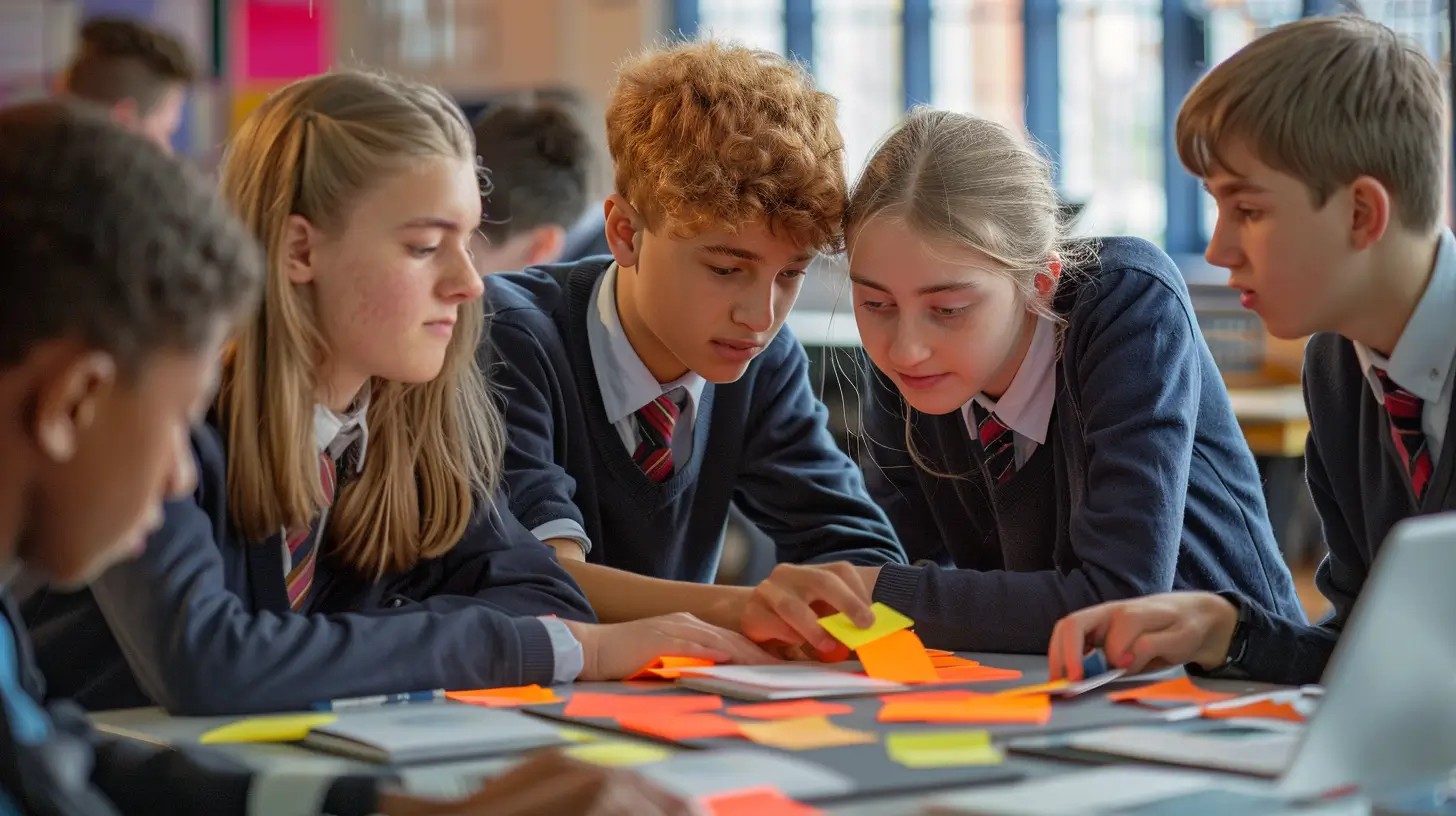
[1062,723,1302,778]
[673,664,904,701]
[925,767,1234,815]
[301,705,564,765]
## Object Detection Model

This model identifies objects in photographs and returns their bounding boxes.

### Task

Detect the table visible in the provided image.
[92,654,1308,814]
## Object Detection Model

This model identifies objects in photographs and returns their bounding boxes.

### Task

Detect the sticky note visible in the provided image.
[1201,699,1306,723]
[994,679,1070,697]
[879,694,1052,725]
[563,740,672,768]
[739,716,877,751]
[882,690,985,705]
[557,727,603,743]
[857,629,940,684]
[925,649,955,657]
[1106,676,1236,706]
[817,602,913,650]
[701,786,825,815]
[726,700,855,720]
[616,712,744,741]
[887,730,1005,768]
[199,713,336,744]
[563,692,722,719]
[626,656,717,681]
[930,655,981,668]
[446,684,562,707]
[933,665,1024,683]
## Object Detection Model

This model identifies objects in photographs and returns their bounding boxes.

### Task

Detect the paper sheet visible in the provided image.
[1106,676,1237,706]
[446,685,562,707]
[725,700,855,720]
[616,712,744,741]
[563,740,673,767]
[563,692,722,719]
[879,694,1053,725]
[701,786,825,815]
[857,629,940,684]
[738,715,877,750]
[199,713,337,744]
[933,665,1024,683]
[817,602,913,650]
[626,656,717,681]
[887,730,1004,768]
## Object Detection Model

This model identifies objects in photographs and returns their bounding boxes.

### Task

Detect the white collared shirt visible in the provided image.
[281,389,370,574]
[529,263,708,554]
[1352,229,1456,466]
[962,315,1058,468]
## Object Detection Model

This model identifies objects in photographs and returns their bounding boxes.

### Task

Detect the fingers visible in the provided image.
[659,614,780,665]
[756,579,842,655]
[809,563,876,628]
[1101,607,1179,672]
[1047,616,1086,682]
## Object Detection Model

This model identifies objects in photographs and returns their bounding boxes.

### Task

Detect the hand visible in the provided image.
[1047,592,1240,681]
[563,613,778,681]
[378,752,702,815]
[738,563,879,659]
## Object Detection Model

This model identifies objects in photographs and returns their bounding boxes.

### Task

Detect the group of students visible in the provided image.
[1,9,1451,816]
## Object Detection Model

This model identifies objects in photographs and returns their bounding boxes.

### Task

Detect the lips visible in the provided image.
[710,338,765,363]
[897,372,950,390]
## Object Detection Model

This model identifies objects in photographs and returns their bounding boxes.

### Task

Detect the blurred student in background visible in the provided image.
[55,17,196,153]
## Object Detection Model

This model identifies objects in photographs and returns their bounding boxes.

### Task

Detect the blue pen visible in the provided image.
[310,689,445,711]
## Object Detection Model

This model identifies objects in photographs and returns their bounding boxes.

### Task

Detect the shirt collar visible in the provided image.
[964,314,1058,444]
[587,262,707,424]
[313,387,370,471]
[1353,228,1456,402]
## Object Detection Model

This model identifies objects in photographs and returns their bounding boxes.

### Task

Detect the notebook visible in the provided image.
[673,664,904,701]
[1010,720,1303,778]
[300,705,565,764]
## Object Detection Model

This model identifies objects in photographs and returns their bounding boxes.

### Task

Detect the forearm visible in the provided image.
[556,558,749,628]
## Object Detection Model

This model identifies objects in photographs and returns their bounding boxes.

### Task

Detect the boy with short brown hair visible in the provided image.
[59,17,197,152]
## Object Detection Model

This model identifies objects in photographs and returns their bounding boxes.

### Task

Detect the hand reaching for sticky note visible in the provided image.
[563,614,778,682]
[736,562,881,659]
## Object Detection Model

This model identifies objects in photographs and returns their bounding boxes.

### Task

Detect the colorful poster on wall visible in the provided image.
[241,0,330,81]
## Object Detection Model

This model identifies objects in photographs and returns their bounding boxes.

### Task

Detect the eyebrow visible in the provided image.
[1202,179,1268,198]
[399,217,463,231]
[850,275,978,296]
[702,244,815,265]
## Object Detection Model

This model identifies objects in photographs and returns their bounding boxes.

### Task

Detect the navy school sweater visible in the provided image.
[0,586,381,815]
[1223,334,1456,684]
[862,236,1304,653]
[482,259,907,584]
[21,418,595,715]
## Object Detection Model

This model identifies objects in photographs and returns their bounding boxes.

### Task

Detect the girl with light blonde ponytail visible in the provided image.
[26,69,771,719]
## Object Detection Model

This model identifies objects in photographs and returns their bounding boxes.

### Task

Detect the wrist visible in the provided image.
[1194,595,1241,670]
[560,619,600,681]
[857,565,884,597]
[704,586,752,631]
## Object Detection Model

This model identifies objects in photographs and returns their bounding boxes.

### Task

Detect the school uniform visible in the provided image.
[21,401,595,716]
[0,580,383,815]
[483,259,906,584]
[861,236,1304,653]
[1216,229,1456,685]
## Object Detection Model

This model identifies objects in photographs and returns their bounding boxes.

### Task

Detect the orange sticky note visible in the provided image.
[925,649,955,657]
[739,715,878,751]
[930,655,981,669]
[857,629,940,684]
[726,700,855,720]
[1201,699,1306,723]
[882,690,986,705]
[625,656,717,681]
[446,684,562,707]
[933,665,1023,684]
[563,692,722,719]
[616,712,743,741]
[702,786,825,816]
[994,680,1070,697]
[1106,676,1236,706]
[879,694,1052,725]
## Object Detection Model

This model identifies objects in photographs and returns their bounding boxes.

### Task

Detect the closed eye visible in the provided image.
[408,245,439,258]
[708,265,738,276]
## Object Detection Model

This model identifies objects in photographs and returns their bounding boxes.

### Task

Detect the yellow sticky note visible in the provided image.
[562,741,672,768]
[557,727,603,744]
[739,715,878,751]
[818,602,914,650]
[886,730,1004,768]
[993,679,1070,697]
[199,713,337,744]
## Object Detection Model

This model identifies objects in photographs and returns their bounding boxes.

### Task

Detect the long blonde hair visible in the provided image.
[217,70,501,577]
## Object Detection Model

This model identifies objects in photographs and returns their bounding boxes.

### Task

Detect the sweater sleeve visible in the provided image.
[873,266,1203,652]
[731,330,907,568]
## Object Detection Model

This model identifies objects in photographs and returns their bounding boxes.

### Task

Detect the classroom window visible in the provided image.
[698,0,788,53]
[930,0,1025,129]
[813,0,905,177]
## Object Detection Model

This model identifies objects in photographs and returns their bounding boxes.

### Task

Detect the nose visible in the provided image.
[887,316,932,369]
[1204,215,1245,270]
[441,250,486,304]
[166,425,197,498]
[732,278,776,334]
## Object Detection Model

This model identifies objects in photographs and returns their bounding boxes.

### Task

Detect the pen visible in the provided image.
[310,689,446,711]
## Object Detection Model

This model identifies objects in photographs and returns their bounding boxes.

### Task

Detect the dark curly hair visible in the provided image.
[607,40,846,253]
[474,93,594,243]
[0,100,261,376]
[63,17,197,113]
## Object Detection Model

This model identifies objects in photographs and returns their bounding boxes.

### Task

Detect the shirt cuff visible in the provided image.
[530,519,592,556]
[538,615,585,684]
[871,563,924,617]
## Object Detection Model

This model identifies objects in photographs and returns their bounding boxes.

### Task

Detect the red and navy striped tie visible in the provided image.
[632,394,680,482]
[285,451,336,611]
[1375,367,1432,501]
[973,403,1017,485]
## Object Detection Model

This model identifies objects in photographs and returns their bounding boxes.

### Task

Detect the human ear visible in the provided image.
[1348,176,1391,252]
[283,214,322,285]
[603,195,645,269]
[30,351,116,463]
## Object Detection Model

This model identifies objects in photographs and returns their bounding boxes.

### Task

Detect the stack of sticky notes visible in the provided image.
[1106,677,1237,709]
[701,785,825,815]
[817,603,1023,685]
[879,693,1052,725]
[625,656,717,681]
[445,684,562,707]
[886,730,1004,768]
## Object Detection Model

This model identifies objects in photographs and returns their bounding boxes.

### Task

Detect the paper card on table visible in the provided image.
[725,700,855,720]
[557,727,603,743]
[738,715,877,751]
[925,649,955,657]
[1200,699,1306,723]
[994,679,1070,697]
[626,656,717,681]
[701,785,825,815]
[445,684,562,707]
[1061,669,1127,697]
[1106,676,1236,706]
[199,713,337,744]
[817,602,913,650]
[882,690,985,705]
[563,740,672,767]
[887,730,1004,768]
[857,629,940,684]
[616,712,744,741]
[563,692,722,719]
[933,665,1023,684]
[879,694,1052,725]
[930,655,981,669]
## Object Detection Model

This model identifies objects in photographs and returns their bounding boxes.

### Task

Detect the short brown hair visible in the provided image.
[64,18,197,113]
[474,94,594,243]
[606,40,846,253]
[1177,15,1445,232]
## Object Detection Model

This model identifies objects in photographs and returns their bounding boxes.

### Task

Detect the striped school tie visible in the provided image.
[1375,367,1433,501]
[285,451,337,610]
[632,393,681,483]
[973,403,1017,486]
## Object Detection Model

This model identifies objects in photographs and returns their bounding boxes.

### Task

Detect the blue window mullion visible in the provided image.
[670,0,700,38]
[787,0,814,70]
[903,0,932,108]
[1023,0,1061,187]
[1162,0,1206,254]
